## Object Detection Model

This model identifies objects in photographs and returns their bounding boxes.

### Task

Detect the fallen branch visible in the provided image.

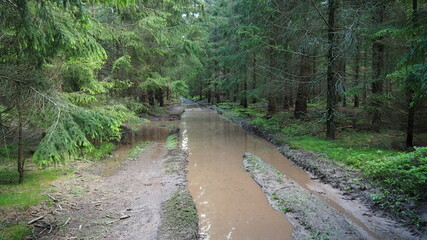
[28,216,44,225]
[63,217,71,227]
[120,215,130,220]
[46,194,58,202]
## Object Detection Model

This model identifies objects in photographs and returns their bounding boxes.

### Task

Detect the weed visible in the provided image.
[166,135,179,149]
[128,141,151,159]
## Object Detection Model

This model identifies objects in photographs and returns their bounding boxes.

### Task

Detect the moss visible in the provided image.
[158,189,198,240]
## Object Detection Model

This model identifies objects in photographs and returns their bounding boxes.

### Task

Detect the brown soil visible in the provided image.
[11,104,198,240]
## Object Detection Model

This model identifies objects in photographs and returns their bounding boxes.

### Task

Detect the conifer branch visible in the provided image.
[309,0,331,29]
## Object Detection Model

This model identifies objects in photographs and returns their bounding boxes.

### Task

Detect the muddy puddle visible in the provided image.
[101,122,173,177]
[181,109,293,240]
[181,108,394,240]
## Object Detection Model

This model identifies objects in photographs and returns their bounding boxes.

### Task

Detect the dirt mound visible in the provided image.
[243,152,364,240]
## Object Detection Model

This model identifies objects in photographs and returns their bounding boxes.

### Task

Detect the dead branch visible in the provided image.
[28,216,44,225]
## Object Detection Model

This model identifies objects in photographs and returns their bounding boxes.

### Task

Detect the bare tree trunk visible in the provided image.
[354,39,361,107]
[148,90,155,106]
[371,2,385,132]
[294,54,311,118]
[326,0,338,140]
[338,60,346,107]
[267,43,277,116]
[406,90,415,148]
[156,89,164,107]
[406,0,418,148]
[17,106,24,184]
[252,55,257,104]
[166,87,171,101]
[142,90,148,103]
[243,72,248,108]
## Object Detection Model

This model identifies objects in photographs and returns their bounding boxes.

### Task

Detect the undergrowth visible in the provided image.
[166,135,179,149]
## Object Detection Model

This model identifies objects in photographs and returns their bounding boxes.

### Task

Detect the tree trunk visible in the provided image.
[17,106,24,184]
[267,41,277,116]
[371,2,385,132]
[406,0,418,148]
[294,54,311,118]
[354,39,360,107]
[156,89,164,107]
[326,0,338,140]
[406,90,415,148]
[243,73,248,108]
[166,87,171,101]
[148,90,155,106]
[267,96,276,117]
[252,55,257,104]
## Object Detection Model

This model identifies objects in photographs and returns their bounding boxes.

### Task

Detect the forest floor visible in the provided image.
[0,105,198,240]
[197,100,426,240]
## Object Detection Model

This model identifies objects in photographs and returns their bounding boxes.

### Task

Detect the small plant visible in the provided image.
[128,141,151,160]
[166,135,179,149]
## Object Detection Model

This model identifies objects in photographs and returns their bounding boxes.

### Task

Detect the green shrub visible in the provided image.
[364,147,427,200]
[166,135,179,149]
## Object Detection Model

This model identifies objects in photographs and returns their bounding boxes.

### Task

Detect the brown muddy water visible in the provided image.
[101,122,172,177]
[181,108,384,240]
[181,109,293,240]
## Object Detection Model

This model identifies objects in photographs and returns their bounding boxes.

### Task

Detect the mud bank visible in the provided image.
[243,153,363,240]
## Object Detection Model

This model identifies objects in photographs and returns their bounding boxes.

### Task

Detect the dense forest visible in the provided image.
[1,0,427,238]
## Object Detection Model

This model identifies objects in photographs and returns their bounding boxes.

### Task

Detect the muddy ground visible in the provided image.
[8,105,199,240]
[198,101,426,239]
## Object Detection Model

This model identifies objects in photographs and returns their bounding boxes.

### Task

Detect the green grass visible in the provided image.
[0,166,65,208]
[289,136,397,168]
[0,224,31,240]
[166,135,179,149]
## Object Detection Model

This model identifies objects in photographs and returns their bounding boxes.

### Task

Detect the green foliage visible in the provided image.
[62,61,111,94]
[166,135,179,149]
[112,55,132,73]
[289,136,397,167]
[0,224,31,240]
[33,107,123,166]
[364,147,427,200]
[83,142,115,160]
